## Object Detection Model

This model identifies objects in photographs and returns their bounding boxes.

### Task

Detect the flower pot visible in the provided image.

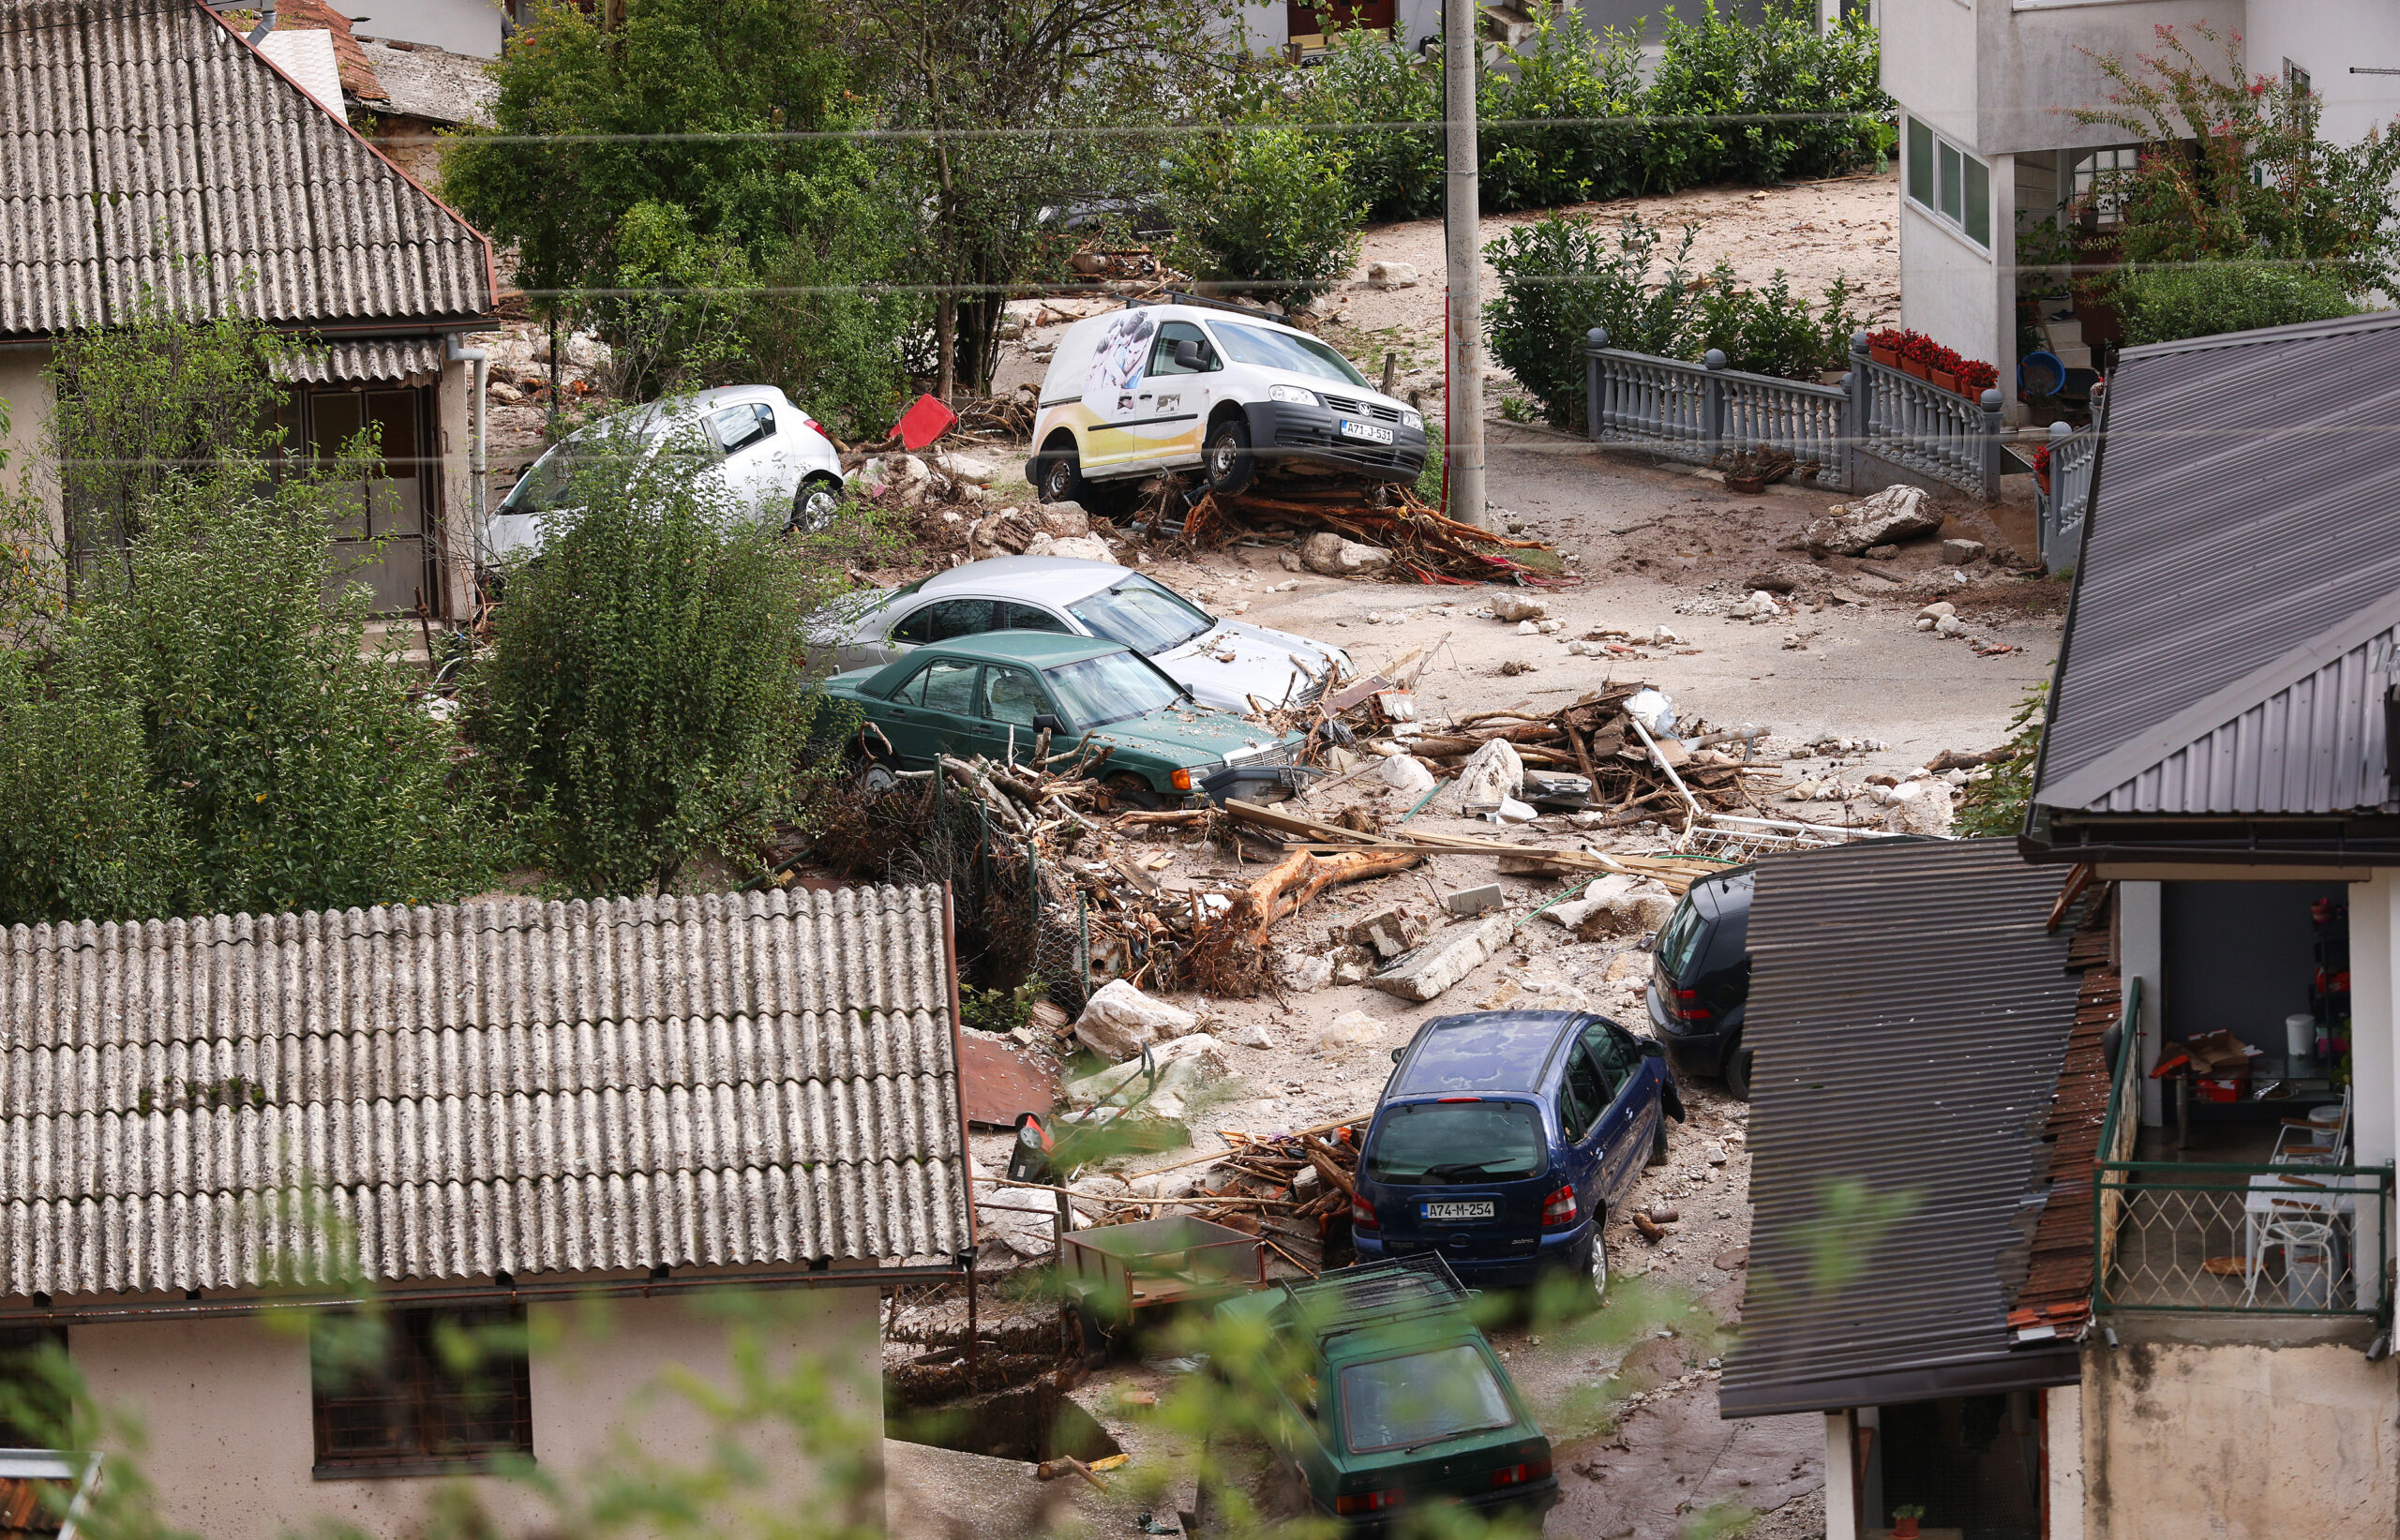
[1725,474,1767,494]
[1930,369,1958,394]
[1869,346,1898,368]
[1901,358,1929,380]
[1892,1521,1920,1540]
[2036,470,2052,496]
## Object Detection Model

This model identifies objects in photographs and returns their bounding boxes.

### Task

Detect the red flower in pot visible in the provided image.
[1867,327,1911,368]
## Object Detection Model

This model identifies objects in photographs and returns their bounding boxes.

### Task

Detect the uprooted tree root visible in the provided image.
[1179,846,1422,996]
[1175,484,1573,586]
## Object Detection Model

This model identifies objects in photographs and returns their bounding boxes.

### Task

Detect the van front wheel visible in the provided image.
[1204,415,1257,497]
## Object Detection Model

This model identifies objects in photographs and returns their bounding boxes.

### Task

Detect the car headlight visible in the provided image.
[1268,384,1317,407]
[1400,408,1423,431]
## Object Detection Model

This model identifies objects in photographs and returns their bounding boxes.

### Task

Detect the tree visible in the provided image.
[0,303,495,926]
[1165,125,1367,305]
[465,426,870,897]
[2072,22,2400,296]
[439,0,914,434]
[839,0,1237,400]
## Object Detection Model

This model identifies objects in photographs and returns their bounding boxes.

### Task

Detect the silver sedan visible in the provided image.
[814,557,1350,713]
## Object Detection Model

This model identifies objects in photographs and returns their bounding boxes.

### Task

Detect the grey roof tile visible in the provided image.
[0,886,970,1298]
[0,0,489,337]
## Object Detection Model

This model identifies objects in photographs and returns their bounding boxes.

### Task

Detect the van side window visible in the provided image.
[1148,321,1214,376]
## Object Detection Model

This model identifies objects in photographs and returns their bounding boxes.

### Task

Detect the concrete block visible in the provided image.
[1444,884,1506,917]
[1365,915,1514,1003]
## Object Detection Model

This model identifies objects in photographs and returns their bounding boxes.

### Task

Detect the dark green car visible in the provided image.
[820,630,1307,800]
[1215,1257,1558,1532]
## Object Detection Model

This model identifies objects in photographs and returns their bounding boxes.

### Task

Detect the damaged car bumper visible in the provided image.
[1244,399,1428,484]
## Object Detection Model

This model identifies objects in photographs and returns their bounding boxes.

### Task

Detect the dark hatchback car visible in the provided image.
[1350,1011,1684,1293]
[1645,865,1756,1097]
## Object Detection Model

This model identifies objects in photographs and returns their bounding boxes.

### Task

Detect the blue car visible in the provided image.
[1350,1011,1685,1293]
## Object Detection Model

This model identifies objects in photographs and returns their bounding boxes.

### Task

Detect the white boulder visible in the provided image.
[1073,979,1200,1061]
[1301,531,1395,576]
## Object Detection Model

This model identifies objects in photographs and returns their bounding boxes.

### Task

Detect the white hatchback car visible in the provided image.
[484,384,844,562]
[818,556,1351,712]
[1026,298,1430,516]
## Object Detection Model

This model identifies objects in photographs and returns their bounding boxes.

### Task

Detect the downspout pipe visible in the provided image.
[444,331,489,580]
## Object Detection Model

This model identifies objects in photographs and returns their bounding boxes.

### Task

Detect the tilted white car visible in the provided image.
[484,384,844,562]
[816,556,1351,712]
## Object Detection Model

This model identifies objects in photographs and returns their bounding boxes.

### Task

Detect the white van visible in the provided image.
[1025,297,1429,515]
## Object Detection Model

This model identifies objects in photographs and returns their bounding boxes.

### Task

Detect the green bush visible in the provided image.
[1478,8,1644,211]
[1291,30,1445,223]
[1165,125,1367,303]
[2111,259,2361,347]
[0,304,493,927]
[468,429,863,896]
[1484,214,1702,429]
[1688,261,1866,380]
[1642,0,1886,191]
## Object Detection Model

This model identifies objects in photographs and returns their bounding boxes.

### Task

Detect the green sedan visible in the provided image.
[820,631,1307,801]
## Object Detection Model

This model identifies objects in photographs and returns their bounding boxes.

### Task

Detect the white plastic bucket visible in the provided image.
[2308,1104,2345,1147]
[2277,1220,2336,1309]
[2287,1013,2317,1059]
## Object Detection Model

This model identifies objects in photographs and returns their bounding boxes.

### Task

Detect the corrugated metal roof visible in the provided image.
[274,336,442,381]
[1720,840,2089,1418]
[0,0,490,338]
[2035,312,2400,818]
[0,886,971,1300]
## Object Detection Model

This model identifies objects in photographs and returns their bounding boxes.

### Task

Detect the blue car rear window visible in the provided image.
[1362,1101,1545,1186]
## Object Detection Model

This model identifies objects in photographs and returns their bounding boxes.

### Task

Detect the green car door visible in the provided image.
[972,661,1053,770]
[876,653,984,764]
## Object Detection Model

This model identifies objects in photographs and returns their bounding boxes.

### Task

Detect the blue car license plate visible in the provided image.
[1339,418,1396,445]
[1422,1200,1494,1221]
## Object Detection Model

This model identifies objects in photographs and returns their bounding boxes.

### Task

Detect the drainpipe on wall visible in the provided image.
[443,329,488,562]
[245,5,276,43]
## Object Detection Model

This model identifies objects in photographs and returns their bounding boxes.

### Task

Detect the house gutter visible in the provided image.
[0,1258,968,1327]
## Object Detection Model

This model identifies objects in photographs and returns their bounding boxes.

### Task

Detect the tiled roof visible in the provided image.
[248,0,386,103]
[0,887,971,1300]
[0,0,491,338]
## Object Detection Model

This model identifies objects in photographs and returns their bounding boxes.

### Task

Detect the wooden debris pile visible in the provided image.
[1176,484,1572,587]
[1086,1117,1370,1278]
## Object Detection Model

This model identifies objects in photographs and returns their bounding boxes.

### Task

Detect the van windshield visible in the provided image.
[1363,1100,1545,1186]
[1206,321,1370,387]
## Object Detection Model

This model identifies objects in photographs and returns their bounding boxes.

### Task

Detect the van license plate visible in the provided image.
[1422,1201,1495,1221]
[1340,419,1396,445]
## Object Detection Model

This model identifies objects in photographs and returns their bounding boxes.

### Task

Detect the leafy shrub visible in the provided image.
[1291,30,1445,223]
[1478,8,1644,211]
[2110,259,2360,347]
[468,427,865,896]
[0,305,493,927]
[1484,214,1702,429]
[1956,684,2048,837]
[1642,0,1887,191]
[1687,262,1865,380]
[1166,125,1367,303]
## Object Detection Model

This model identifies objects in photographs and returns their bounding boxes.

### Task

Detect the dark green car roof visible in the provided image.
[851,630,1131,697]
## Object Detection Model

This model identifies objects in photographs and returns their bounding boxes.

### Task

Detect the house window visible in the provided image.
[2286,59,2310,96]
[310,1308,532,1477]
[0,1328,68,1447]
[271,384,437,617]
[1905,116,1990,247]
[2070,146,2138,226]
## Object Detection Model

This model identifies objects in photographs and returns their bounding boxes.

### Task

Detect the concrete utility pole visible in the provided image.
[1441,0,1487,529]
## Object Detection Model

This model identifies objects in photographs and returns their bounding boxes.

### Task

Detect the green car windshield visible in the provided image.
[1043,651,1182,729]
[1069,576,1215,655]
[1362,1101,1546,1186]
[1340,1343,1515,1454]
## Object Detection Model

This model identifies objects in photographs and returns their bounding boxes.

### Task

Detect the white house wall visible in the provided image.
[2243,6,2400,147]
[68,1288,880,1538]
[0,349,54,548]
[1896,187,2006,380]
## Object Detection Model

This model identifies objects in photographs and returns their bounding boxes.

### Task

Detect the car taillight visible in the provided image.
[1665,986,1713,1024]
[1541,1185,1578,1227]
[1335,1488,1407,1516]
[1490,1457,1553,1488]
[1351,1192,1379,1231]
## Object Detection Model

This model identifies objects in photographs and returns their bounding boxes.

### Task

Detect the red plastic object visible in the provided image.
[2194,1077,2246,1104]
[893,394,958,451]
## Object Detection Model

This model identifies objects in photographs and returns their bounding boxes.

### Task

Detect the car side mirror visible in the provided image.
[1174,338,1211,370]
[1390,1047,1406,1064]
[1034,712,1065,734]
[1639,1038,1665,1058]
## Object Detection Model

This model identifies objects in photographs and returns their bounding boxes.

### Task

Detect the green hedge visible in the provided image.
[2111,259,2360,346]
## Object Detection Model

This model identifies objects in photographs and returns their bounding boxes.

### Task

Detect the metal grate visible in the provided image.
[311,1308,533,1473]
[2096,1163,2392,1316]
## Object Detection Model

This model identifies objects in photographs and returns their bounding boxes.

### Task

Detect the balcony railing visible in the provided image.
[2092,985,2393,1317]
